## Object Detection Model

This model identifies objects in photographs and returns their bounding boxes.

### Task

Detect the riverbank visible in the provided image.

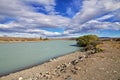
[0,41,120,80]
[0,37,74,43]
[0,37,49,43]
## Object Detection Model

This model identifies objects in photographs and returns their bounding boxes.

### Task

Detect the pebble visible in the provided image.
[46,71,50,75]
[106,71,109,73]
[113,70,117,73]
[118,78,120,80]
[65,75,72,80]
[99,68,105,70]
[71,59,79,65]
[74,66,80,70]
[78,56,83,59]
[71,69,77,74]
[17,54,88,80]
[71,67,77,74]
[59,68,65,72]
[18,77,23,80]
[49,58,56,62]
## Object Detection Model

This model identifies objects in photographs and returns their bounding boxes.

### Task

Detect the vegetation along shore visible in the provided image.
[0,37,49,43]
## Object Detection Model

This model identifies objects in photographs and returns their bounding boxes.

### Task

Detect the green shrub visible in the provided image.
[76,35,99,47]
[76,35,104,53]
[44,38,49,40]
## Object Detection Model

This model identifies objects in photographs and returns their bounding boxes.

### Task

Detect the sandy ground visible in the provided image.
[0,41,120,80]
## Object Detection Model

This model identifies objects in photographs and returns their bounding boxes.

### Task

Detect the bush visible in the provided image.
[76,35,103,53]
[115,38,120,41]
[84,44,94,51]
[76,35,99,47]
[44,38,49,40]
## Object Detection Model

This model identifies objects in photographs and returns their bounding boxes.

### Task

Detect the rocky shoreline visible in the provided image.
[0,51,87,80]
[0,41,120,80]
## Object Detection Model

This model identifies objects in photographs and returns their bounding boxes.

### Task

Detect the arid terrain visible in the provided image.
[0,40,120,80]
[0,37,74,43]
[0,37,48,42]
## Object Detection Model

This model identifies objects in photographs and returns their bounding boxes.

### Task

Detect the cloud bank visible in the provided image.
[0,0,120,37]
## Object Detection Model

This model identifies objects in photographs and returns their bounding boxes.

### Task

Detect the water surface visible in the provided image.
[0,40,79,75]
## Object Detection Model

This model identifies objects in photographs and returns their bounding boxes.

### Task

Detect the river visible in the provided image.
[0,40,79,75]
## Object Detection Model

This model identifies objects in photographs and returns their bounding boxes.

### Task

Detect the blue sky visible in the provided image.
[0,0,120,38]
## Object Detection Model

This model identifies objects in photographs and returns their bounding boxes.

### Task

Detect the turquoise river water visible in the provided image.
[0,40,79,76]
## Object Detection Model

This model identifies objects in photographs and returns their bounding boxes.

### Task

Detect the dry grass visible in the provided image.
[0,37,46,42]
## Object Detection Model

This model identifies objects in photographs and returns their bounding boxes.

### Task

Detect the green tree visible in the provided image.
[40,37,42,40]
[44,38,49,40]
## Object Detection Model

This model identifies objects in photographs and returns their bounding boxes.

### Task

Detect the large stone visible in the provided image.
[71,59,79,65]
[18,77,23,80]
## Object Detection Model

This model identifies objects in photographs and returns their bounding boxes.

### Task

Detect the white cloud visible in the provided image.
[0,0,71,37]
[64,20,120,35]
[0,0,33,21]
[84,20,120,30]
[65,0,120,34]
[26,29,61,37]
[0,0,120,37]
[0,32,41,38]
[0,0,70,26]
[24,0,56,13]
[16,14,70,28]
[73,0,120,24]
[96,14,114,21]
[0,22,21,29]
